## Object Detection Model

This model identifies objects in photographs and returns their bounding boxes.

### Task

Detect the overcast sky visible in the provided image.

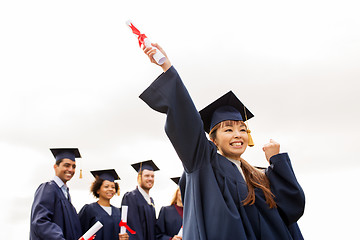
[1,0,360,239]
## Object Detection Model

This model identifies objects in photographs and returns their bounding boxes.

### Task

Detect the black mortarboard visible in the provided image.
[131,160,159,173]
[199,91,254,134]
[50,148,81,162]
[171,177,180,185]
[90,169,120,182]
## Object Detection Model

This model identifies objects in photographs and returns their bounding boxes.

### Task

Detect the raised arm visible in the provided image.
[140,44,215,172]
[262,139,305,224]
[265,153,305,225]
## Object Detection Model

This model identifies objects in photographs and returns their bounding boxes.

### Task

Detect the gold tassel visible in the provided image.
[79,169,83,179]
[244,105,254,147]
[247,129,254,147]
[117,189,120,196]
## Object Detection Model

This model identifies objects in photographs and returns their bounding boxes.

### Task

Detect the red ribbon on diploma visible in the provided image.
[79,235,95,240]
[127,22,147,48]
[119,220,136,234]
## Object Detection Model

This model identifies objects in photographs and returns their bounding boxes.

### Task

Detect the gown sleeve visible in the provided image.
[288,222,304,240]
[140,66,213,173]
[266,153,306,225]
[78,204,94,235]
[122,192,142,240]
[30,183,65,240]
[155,207,172,240]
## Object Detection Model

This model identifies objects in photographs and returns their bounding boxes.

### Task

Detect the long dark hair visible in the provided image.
[209,120,276,208]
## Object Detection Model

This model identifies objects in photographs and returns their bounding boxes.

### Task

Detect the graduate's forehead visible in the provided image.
[141,169,154,176]
[60,158,76,165]
[102,180,115,186]
[219,120,246,128]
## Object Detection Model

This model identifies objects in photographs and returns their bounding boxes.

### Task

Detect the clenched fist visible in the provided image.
[262,139,280,163]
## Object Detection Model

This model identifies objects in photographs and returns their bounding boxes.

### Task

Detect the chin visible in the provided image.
[143,186,152,191]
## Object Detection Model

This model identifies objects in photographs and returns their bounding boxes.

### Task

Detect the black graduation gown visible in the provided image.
[288,222,304,240]
[78,202,121,240]
[121,187,156,240]
[30,180,82,240]
[139,66,305,240]
[156,205,183,240]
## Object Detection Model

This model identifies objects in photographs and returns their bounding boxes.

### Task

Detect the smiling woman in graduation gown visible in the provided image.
[139,44,305,240]
[78,169,129,240]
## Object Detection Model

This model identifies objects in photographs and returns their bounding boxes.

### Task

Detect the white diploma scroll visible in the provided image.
[120,205,128,234]
[81,221,103,240]
[125,20,166,65]
[177,226,183,237]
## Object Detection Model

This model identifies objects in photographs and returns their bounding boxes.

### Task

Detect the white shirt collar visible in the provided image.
[53,176,66,188]
[138,185,152,205]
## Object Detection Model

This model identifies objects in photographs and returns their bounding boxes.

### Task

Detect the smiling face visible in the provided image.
[97,180,116,201]
[54,158,76,184]
[138,169,155,192]
[210,120,248,160]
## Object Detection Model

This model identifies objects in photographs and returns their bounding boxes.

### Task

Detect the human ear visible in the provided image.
[210,138,218,147]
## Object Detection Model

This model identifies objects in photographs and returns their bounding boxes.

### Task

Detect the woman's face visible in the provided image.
[212,121,248,160]
[97,180,116,200]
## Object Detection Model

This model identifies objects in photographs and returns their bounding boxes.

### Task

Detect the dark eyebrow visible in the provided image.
[64,163,76,168]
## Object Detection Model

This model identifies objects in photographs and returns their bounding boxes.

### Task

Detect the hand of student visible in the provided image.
[119,233,129,240]
[172,235,182,240]
[143,43,172,72]
[262,139,280,163]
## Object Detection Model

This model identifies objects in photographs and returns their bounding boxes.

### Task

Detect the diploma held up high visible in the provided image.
[126,20,166,65]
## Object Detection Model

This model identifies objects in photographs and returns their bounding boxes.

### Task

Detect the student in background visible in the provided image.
[121,160,159,240]
[30,148,82,240]
[78,169,129,240]
[156,177,183,240]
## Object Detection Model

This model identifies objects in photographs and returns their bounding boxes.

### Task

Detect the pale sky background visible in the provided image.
[1,0,360,239]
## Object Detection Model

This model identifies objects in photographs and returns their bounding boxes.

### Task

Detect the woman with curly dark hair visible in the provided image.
[78,169,129,240]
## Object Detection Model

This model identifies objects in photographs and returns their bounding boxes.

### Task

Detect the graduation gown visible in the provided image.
[30,180,82,240]
[140,66,305,240]
[156,205,183,240]
[78,202,121,240]
[121,188,156,240]
[288,222,304,240]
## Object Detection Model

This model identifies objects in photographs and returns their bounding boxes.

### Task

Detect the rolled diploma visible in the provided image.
[120,205,128,234]
[82,221,103,240]
[177,226,183,237]
[126,20,166,65]
[143,38,166,65]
